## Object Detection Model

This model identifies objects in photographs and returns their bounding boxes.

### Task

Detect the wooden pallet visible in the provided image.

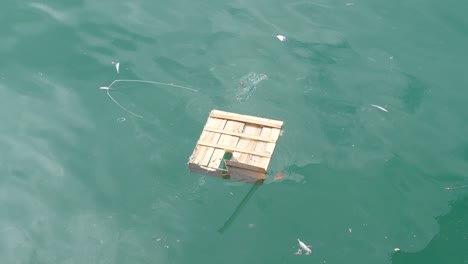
[188,110,284,184]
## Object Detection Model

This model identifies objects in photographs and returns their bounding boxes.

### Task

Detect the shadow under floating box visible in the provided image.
[188,110,284,184]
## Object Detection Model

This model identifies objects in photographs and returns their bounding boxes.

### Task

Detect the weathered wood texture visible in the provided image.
[188,110,283,183]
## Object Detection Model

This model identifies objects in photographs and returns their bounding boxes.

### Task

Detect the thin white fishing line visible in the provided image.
[106,89,143,118]
[108,79,198,92]
[101,79,198,118]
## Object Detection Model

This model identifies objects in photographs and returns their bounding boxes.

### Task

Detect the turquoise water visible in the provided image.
[1,0,467,263]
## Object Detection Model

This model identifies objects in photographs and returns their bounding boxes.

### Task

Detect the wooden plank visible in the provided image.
[189,163,227,178]
[225,160,266,173]
[231,151,242,164]
[222,120,245,133]
[251,156,269,170]
[254,127,272,153]
[235,124,262,163]
[226,165,267,182]
[213,121,245,167]
[191,131,209,165]
[207,148,225,169]
[196,141,272,158]
[192,117,227,166]
[246,127,271,167]
[269,128,281,141]
[198,119,226,166]
[243,124,263,135]
[203,127,277,143]
[200,147,216,166]
[262,128,282,169]
[220,121,245,144]
[258,142,278,169]
[246,155,261,167]
[204,117,228,130]
[235,141,256,163]
[210,110,283,129]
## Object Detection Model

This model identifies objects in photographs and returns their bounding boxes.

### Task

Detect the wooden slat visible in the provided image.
[254,127,272,153]
[191,132,208,165]
[225,160,266,173]
[250,156,268,170]
[203,127,277,143]
[189,163,226,178]
[222,120,245,133]
[210,110,283,129]
[235,124,262,163]
[205,121,245,169]
[270,128,281,141]
[196,141,271,158]
[197,119,226,166]
[218,121,244,153]
[207,149,225,169]
[226,165,267,182]
[245,127,271,167]
[193,118,227,165]
[204,117,227,129]
[200,147,216,166]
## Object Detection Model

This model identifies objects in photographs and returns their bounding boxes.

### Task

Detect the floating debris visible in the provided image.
[112,61,120,73]
[296,239,312,255]
[99,79,198,118]
[371,104,388,112]
[345,3,355,5]
[444,182,468,190]
[394,248,401,252]
[274,172,286,181]
[99,86,112,90]
[348,228,352,233]
[236,72,267,103]
[276,35,287,42]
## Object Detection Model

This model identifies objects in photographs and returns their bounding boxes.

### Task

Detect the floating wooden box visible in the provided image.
[188,110,284,184]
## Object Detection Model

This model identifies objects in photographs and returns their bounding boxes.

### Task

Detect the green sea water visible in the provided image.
[1,0,467,263]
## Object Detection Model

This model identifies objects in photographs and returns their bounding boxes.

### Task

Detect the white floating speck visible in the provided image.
[297,239,312,255]
[99,86,111,90]
[276,35,287,42]
[394,248,400,252]
[112,61,120,73]
[348,228,352,233]
[371,104,388,112]
[346,3,355,5]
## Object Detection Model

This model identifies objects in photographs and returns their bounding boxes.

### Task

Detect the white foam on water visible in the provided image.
[236,72,268,103]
